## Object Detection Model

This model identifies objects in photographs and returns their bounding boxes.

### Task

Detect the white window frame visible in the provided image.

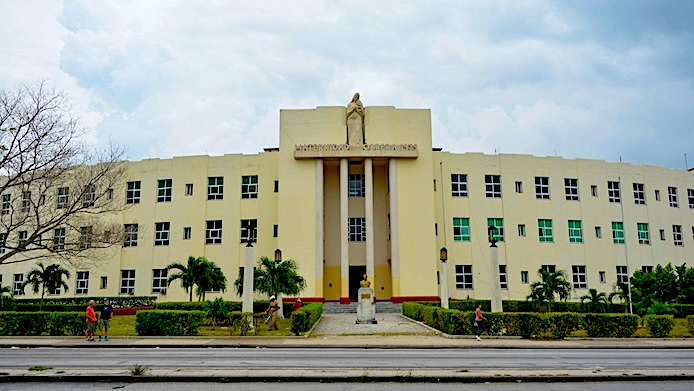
[124,224,138,247]
[240,219,257,243]
[157,179,172,202]
[53,227,66,251]
[348,217,366,242]
[455,265,473,289]
[206,220,223,244]
[154,222,170,246]
[152,269,167,293]
[607,181,621,203]
[120,270,135,294]
[572,265,587,289]
[688,189,694,209]
[185,183,194,196]
[499,265,508,289]
[21,191,31,213]
[57,187,69,209]
[183,227,192,240]
[633,183,646,205]
[76,271,89,294]
[126,181,141,204]
[535,176,550,199]
[13,273,24,296]
[1,194,9,215]
[485,175,501,198]
[668,186,679,208]
[79,226,92,250]
[673,225,683,246]
[637,223,650,245]
[616,265,629,284]
[207,177,224,200]
[451,174,468,197]
[241,175,258,199]
[18,230,28,247]
[348,174,365,197]
[82,185,95,207]
[564,178,578,201]
[520,271,529,284]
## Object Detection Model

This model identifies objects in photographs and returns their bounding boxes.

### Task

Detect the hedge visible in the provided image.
[135,310,206,336]
[583,314,639,338]
[154,300,294,315]
[687,315,694,336]
[0,312,84,336]
[671,304,694,318]
[449,300,626,314]
[2,296,157,311]
[290,303,323,335]
[644,314,675,338]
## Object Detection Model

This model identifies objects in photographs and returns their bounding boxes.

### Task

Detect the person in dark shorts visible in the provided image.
[98,298,114,342]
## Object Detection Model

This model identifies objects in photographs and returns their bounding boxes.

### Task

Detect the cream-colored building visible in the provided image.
[1,102,693,303]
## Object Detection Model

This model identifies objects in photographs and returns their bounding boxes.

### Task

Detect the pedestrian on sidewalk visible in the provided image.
[98,298,113,342]
[474,303,486,341]
[266,295,280,331]
[85,300,96,342]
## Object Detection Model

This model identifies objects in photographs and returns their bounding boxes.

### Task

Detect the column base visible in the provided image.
[339,297,351,304]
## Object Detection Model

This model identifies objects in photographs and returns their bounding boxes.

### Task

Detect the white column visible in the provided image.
[388,159,400,297]
[242,242,255,332]
[365,158,375,285]
[315,159,324,299]
[490,246,503,313]
[340,158,350,303]
[440,261,450,309]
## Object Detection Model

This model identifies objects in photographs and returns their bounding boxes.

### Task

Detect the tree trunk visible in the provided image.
[40,288,45,312]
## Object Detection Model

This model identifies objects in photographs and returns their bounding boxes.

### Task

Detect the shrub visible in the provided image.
[135,310,206,336]
[647,301,677,316]
[205,298,231,327]
[672,304,694,318]
[644,314,675,338]
[687,315,694,336]
[0,312,83,336]
[547,313,582,339]
[514,313,550,339]
[290,303,323,335]
[10,296,156,309]
[228,312,253,335]
[583,314,639,337]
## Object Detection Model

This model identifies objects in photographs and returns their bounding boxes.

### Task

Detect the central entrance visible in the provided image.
[348,265,366,302]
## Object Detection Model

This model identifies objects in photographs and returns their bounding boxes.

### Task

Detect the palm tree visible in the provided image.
[609,281,633,313]
[234,256,306,316]
[526,268,572,313]
[581,288,608,313]
[22,261,71,311]
[0,283,12,310]
[166,256,227,302]
[166,256,201,302]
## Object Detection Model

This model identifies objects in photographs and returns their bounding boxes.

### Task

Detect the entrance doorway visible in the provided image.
[348,265,366,302]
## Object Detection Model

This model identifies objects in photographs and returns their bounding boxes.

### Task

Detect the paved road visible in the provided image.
[2,347,693,370]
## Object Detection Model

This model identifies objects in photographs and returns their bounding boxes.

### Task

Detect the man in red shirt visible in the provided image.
[85,300,96,342]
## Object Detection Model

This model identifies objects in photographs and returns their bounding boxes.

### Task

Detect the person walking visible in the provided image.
[266,295,280,331]
[474,303,486,341]
[293,298,303,312]
[98,298,114,342]
[85,300,96,342]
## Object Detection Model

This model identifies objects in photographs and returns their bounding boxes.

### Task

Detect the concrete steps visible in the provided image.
[323,301,402,314]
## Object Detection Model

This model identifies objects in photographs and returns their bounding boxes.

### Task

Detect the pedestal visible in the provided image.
[356,287,377,324]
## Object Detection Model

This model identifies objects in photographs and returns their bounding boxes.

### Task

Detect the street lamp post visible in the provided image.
[274,248,284,319]
[440,247,449,309]
[242,240,255,332]
[488,226,503,313]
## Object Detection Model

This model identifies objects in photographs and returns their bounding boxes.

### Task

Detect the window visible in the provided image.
[660,229,666,241]
[208,177,224,200]
[120,270,135,294]
[535,176,550,199]
[79,226,92,249]
[82,185,95,207]
[349,174,365,197]
[274,180,279,193]
[616,266,629,284]
[185,183,194,196]
[591,185,598,197]
[572,265,587,289]
[673,225,683,246]
[107,188,113,200]
[599,271,606,284]
[633,183,646,205]
[183,227,191,240]
[595,226,602,238]
[487,218,504,242]
[0,233,5,254]
[538,219,553,242]
[520,271,529,284]
[541,265,556,273]
[1,194,9,215]
[273,224,278,238]
[455,265,473,289]
[154,222,170,246]
[642,266,653,273]
[637,223,650,244]
[564,178,578,201]
[124,224,138,247]
[76,271,89,294]
[13,274,24,296]
[612,222,625,244]
[240,219,257,243]
[655,189,661,201]
[21,191,31,212]
[607,181,620,203]
[57,187,69,209]
[241,175,258,199]
[568,220,583,243]
[485,175,501,198]
[348,217,366,242]
[157,179,172,202]
[48,284,61,295]
[126,181,141,204]
[18,231,28,247]
[152,269,167,293]
[451,174,468,197]
[515,181,523,193]
[453,217,470,242]
[53,228,66,251]
[689,189,694,209]
[499,265,508,289]
[206,220,223,244]
[518,224,526,237]
[668,186,678,208]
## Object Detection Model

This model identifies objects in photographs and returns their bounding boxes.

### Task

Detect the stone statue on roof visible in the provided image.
[347,92,365,145]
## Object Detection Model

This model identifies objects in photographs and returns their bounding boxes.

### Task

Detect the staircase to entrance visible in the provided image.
[323,301,402,314]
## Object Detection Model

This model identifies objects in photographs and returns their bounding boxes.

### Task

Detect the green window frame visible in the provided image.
[487,218,504,242]
[538,219,553,243]
[637,223,650,244]
[453,217,470,242]
[612,221,625,244]
[568,220,583,243]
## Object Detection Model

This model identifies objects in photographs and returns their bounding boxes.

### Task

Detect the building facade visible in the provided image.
[1,103,693,304]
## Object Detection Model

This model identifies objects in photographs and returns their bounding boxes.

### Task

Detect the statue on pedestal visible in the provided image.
[347,92,365,145]
[360,273,371,288]
[356,273,377,324]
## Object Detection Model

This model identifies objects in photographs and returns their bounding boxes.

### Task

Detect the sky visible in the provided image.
[1,0,692,169]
